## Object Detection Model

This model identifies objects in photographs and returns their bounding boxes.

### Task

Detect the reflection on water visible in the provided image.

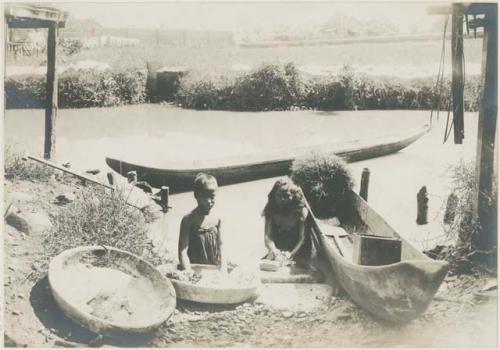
[5,105,429,170]
[4,106,477,257]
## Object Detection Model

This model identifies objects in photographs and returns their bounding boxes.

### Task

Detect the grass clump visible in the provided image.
[43,186,168,268]
[4,144,54,181]
[426,161,497,273]
[291,152,354,219]
[445,161,480,250]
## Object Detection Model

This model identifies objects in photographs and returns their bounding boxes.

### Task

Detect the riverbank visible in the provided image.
[3,176,498,347]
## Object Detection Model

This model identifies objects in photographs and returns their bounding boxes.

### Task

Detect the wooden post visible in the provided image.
[474,6,498,253]
[451,4,465,144]
[44,23,58,160]
[127,170,137,184]
[360,168,370,201]
[417,186,429,225]
[160,186,170,212]
[107,172,116,187]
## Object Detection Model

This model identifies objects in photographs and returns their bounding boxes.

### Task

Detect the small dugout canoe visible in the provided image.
[106,125,430,193]
[309,191,449,323]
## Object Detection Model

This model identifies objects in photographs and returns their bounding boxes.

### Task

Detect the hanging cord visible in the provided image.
[444,23,466,144]
[430,15,450,126]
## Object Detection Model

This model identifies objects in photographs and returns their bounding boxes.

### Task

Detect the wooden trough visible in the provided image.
[48,246,176,336]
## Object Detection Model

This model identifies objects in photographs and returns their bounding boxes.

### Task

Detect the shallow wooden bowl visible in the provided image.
[48,246,176,336]
[158,264,260,305]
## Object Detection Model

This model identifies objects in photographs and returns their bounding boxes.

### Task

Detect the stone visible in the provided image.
[282,311,293,318]
[55,192,76,204]
[5,206,31,234]
[85,169,101,175]
[23,211,52,234]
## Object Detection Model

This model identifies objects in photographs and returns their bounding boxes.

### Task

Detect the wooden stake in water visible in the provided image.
[360,168,370,201]
[160,186,170,212]
[417,186,429,225]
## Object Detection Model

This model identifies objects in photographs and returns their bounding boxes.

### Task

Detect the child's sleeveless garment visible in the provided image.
[188,226,220,265]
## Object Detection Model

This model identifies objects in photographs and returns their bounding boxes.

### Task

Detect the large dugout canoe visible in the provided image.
[106,125,429,193]
[310,191,449,323]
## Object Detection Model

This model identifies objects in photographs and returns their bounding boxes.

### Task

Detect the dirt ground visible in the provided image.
[3,177,498,348]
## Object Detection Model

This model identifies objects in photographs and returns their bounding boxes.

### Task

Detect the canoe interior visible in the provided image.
[310,190,449,323]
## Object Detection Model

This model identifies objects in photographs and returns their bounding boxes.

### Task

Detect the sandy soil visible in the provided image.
[3,174,498,348]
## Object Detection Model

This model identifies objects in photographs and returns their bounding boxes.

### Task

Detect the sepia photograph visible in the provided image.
[2,1,498,348]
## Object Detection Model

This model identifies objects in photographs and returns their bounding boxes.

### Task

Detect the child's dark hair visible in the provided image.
[193,173,218,197]
[262,177,306,216]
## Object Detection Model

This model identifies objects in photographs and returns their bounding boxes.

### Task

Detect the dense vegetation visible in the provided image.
[5,63,481,111]
[5,68,146,108]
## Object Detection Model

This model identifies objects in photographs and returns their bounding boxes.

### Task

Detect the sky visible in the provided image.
[49,1,436,32]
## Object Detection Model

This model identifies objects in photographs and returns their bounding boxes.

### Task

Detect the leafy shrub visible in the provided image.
[5,68,147,108]
[59,37,84,56]
[59,69,121,107]
[44,186,167,266]
[114,69,147,104]
[4,144,54,181]
[291,152,355,219]
[178,63,307,111]
[4,75,46,108]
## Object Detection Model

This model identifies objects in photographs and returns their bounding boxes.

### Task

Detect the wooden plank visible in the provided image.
[27,155,114,190]
[44,23,58,160]
[452,4,465,144]
[7,18,66,29]
[5,4,67,23]
[474,7,498,252]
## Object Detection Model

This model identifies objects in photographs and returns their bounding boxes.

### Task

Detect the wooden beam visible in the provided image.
[452,4,465,144]
[7,18,66,29]
[5,4,67,23]
[474,5,497,253]
[44,23,58,160]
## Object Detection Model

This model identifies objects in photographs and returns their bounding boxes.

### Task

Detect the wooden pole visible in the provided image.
[417,186,429,225]
[44,22,58,159]
[27,155,114,190]
[160,186,170,212]
[451,4,465,144]
[474,5,497,253]
[360,168,370,201]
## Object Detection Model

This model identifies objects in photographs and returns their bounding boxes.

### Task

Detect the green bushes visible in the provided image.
[177,63,307,111]
[4,62,482,111]
[177,63,482,112]
[291,152,355,219]
[59,37,84,56]
[5,68,146,109]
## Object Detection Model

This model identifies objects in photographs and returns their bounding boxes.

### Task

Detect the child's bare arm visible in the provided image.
[178,215,192,271]
[264,216,278,257]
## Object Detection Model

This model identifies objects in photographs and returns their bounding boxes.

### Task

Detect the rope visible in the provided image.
[430,15,450,126]
[444,23,466,144]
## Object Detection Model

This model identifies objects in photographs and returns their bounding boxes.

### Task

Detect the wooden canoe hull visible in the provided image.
[106,126,429,193]
[312,192,448,323]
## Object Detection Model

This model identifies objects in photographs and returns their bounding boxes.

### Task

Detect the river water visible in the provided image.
[4,105,478,263]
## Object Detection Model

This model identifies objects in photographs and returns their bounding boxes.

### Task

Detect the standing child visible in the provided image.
[178,173,226,273]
